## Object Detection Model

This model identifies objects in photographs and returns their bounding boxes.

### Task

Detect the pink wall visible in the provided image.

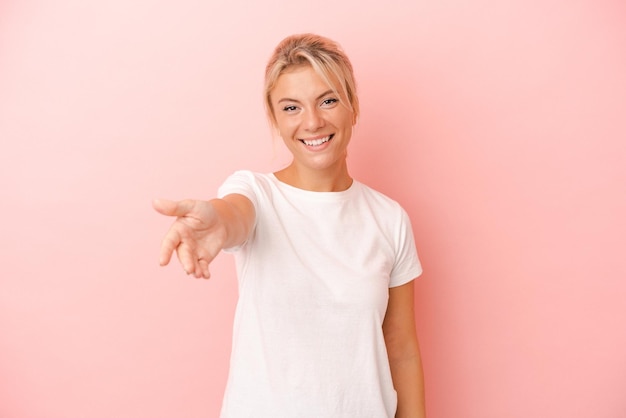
[1,0,625,417]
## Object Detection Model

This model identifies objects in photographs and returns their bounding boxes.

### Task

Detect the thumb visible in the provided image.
[152,198,195,217]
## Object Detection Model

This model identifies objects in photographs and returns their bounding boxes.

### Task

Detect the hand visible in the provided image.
[152,199,227,279]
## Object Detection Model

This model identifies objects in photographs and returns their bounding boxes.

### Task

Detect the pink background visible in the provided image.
[1,0,625,417]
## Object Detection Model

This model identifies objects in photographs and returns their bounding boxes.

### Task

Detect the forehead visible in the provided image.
[271,65,340,100]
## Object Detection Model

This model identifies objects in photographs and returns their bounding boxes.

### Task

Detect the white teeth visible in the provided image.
[302,135,331,146]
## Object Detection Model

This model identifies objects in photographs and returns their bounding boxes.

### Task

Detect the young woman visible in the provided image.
[153,33,426,418]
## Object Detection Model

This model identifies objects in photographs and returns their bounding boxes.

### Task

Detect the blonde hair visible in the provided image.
[264,33,359,126]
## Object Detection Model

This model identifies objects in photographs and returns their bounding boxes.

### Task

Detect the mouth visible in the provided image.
[299,134,334,147]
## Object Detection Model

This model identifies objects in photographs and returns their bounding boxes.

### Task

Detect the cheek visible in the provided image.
[336,115,355,133]
[275,117,298,138]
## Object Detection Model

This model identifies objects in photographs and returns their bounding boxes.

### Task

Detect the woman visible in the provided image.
[153,33,426,418]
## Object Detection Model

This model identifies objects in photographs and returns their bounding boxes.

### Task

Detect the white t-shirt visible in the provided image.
[217,171,422,418]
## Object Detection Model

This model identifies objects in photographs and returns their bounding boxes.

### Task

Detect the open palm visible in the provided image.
[153,199,227,279]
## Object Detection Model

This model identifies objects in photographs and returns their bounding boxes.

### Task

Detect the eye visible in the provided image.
[321,98,338,107]
[282,105,298,112]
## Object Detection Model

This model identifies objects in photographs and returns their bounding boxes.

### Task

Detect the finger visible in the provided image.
[152,199,195,218]
[193,258,211,279]
[159,229,182,266]
[198,259,211,279]
[175,242,197,275]
[194,262,204,279]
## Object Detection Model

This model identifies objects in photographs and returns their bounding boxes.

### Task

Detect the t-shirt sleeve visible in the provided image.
[217,170,259,209]
[389,208,423,288]
[216,170,259,252]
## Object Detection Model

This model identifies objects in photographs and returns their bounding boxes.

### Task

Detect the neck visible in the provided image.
[274,162,352,192]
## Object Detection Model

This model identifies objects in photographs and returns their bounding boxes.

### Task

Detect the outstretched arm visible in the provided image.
[152,194,255,279]
[383,280,426,418]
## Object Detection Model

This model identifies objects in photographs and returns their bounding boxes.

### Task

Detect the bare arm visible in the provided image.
[153,194,255,279]
[383,280,426,418]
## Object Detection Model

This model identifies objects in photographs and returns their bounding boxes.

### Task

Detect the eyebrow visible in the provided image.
[277,89,335,104]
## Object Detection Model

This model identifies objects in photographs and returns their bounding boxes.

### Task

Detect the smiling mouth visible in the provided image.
[299,134,334,146]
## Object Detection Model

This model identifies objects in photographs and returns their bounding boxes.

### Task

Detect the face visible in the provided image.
[270,65,355,174]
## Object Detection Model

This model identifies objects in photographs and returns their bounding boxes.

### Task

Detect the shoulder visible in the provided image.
[218,170,274,193]
[220,170,270,186]
[216,171,271,208]
[355,181,405,215]
[353,182,416,238]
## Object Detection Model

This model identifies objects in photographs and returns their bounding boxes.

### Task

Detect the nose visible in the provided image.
[303,108,325,131]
